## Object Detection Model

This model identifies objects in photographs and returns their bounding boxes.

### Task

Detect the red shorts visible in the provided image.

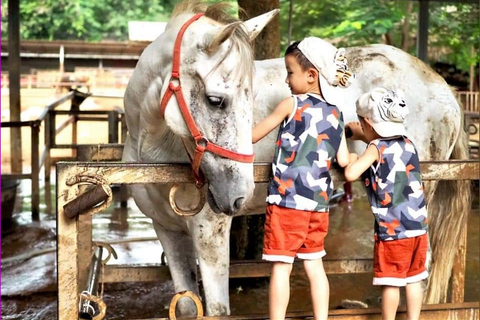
[262,204,329,263]
[373,233,429,286]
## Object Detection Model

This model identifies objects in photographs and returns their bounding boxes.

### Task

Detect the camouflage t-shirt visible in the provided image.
[266,93,344,211]
[362,137,428,241]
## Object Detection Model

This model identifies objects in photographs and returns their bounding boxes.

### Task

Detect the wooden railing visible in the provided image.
[56,160,479,320]
[456,91,479,112]
[1,90,126,218]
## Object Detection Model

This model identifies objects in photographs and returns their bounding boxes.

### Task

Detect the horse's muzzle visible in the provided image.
[207,187,249,216]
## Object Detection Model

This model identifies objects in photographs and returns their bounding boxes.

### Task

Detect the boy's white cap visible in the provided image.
[297,37,345,106]
[356,87,409,138]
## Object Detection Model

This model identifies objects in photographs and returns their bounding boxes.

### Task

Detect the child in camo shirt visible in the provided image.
[345,87,428,320]
[252,37,354,320]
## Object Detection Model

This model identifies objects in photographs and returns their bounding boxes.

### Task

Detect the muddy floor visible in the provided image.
[1,180,478,320]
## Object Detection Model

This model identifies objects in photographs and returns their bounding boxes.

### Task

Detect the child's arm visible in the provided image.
[344,144,379,181]
[346,122,368,143]
[336,132,350,168]
[252,97,294,144]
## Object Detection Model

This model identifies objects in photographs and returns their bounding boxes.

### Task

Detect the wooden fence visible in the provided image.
[56,159,479,320]
[456,91,479,113]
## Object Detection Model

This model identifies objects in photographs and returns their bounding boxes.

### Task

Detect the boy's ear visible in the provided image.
[308,68,318,82]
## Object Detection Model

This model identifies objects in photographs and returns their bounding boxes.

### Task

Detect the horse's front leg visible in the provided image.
[188,210,233,316]
[152,221,199,316]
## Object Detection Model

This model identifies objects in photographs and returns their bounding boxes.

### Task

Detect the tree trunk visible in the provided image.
[384,32,394,46]
[401,1,413,52]
[238,0,280,60]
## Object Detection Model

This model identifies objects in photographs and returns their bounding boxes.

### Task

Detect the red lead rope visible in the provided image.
[159,13,255,188]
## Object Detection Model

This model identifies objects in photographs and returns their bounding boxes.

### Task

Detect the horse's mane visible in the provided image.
[171,0,254,84]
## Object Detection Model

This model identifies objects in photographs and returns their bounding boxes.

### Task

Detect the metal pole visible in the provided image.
[8,0,23,174]
[417,0,429,62]
[79,246,104,319]
[31,121,40,220]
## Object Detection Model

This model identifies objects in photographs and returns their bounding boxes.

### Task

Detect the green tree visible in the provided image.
[428,3,479,72]
[2,0,477,73]
[278,0,478,73]
[1,0,171,41]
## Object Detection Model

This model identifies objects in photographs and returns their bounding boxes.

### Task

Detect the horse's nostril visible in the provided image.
[233,197,245,211]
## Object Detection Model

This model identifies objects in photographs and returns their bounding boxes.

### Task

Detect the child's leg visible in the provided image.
[381,286,400,320]
[304,259,329,320]
[269,262,293,320]
[405,281,423,320]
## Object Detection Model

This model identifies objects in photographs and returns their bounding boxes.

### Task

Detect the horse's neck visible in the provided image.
[139,124,189,163]
[125,63,189,163]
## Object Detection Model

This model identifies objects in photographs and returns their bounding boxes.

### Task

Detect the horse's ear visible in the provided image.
[241,9,279,42]
[205,21,242,54]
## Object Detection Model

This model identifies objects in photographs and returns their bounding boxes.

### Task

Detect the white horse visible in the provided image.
[123,0,470,316]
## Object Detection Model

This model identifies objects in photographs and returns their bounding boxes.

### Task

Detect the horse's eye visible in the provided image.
[207,96,226,108]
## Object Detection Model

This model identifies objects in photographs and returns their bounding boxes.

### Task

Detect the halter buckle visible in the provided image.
[195,136,208,150]
[168,78,181,91]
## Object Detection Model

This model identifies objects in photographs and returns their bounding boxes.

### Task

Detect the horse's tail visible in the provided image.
[425,108,471,303]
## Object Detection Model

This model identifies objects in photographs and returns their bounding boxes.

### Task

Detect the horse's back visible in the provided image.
[253,45,462,160]
[345,44,461,159]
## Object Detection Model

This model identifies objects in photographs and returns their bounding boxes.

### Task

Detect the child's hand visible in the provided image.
[345,122,364,141]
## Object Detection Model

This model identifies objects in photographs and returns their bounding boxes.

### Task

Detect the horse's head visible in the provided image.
[159,2,278,215]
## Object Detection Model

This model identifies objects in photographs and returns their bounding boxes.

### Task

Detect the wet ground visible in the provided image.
[1,180,478,319]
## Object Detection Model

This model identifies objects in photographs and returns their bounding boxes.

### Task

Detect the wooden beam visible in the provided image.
[102,259,374,283]
[8,0,22,174]
[56,160,479,186]
[84,302,479,319]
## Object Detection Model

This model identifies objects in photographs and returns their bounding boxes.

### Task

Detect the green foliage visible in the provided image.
[279,0,478,72]
[1,0,477,72]
[428,3,479,71]
[1,0,173,41]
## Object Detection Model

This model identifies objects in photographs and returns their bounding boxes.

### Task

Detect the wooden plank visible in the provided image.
[57,166,81,320]
[102,259,374,283]
[419,160,479,181]
[76,144,124,161]
[76,144,480,181]
[56,160,479,186]
[96,302,479,320]
[8,0,22,174]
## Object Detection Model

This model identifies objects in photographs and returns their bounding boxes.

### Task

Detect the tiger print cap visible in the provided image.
[298,37,354,108]
[356,87,409,138]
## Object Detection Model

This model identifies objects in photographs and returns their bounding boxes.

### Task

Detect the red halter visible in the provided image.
[160,13,255,188]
